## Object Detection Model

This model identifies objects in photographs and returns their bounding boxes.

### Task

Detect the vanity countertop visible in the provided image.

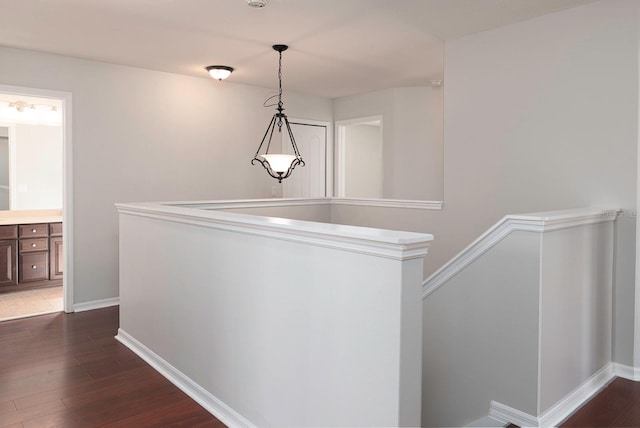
[0,209,63,225]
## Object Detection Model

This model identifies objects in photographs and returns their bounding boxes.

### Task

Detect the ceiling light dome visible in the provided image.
[205,65,234,81]
[247,0,267,8]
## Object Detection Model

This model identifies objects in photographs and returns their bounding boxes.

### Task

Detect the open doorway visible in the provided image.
[0,85,72,320]
[335,116,383,198]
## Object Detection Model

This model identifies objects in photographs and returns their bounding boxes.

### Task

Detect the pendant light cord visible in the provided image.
[263,48,286,128]
[276,50,284,131]
[277,50,283,111]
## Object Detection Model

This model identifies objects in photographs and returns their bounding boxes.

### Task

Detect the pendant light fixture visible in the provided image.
[251,44,304,183]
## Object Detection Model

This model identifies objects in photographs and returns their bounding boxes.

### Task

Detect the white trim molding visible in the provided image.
[116,329,255,428]
[423,208,621,299]
[466,415,508,427]
[331,198,443,210]
[116,202,433,261]
[489,401,538,428]
[168,197,330,210]
[163,197,444,211]
[537,363,614,427]
[74,297,119,312]
[613,363,640,381]
[489,363,615,427]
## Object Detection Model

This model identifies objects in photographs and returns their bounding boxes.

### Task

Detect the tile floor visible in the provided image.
[0,286,63,321]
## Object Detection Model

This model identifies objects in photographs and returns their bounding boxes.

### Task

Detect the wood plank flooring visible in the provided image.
[4,306,640,427]
[561,377,640,427]
[0,306,225,427]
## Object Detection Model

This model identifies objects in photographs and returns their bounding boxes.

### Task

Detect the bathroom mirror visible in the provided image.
[0,93,63,210]
[0,122,63,212]
[0,94,63,212]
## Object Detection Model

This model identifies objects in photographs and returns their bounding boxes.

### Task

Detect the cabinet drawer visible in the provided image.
[19,252,49,282]
[19,238,48,253]
[19,224,48,238]
[50,222,62,237]
[0,225,17,240]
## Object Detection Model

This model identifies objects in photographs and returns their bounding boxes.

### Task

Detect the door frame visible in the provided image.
[0,84,73,313]
[0,122,17,210]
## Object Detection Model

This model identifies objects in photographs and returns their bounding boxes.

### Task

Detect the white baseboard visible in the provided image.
[489,362,615,427]
[115,329,255,428]
[613,363,640,381]
[489,401,538,427]
[467,415,508,427]
[73,297,119,312]
[538,362,614,427]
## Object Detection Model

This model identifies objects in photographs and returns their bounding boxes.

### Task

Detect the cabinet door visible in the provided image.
[19,252,48,283]
[49,237,63,280]
[0,240,18,285]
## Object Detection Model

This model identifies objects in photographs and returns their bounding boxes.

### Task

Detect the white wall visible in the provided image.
[392,87,443,201]
[118,203,429,427]
[13,124,62,210]
[422,215,616,426]
[423,231,541,427]
[538,223,614,413]
[334,86,444,200]
[0,46,332,305]
[443,0,637,367]
[344,124,382,198]
[332,0,639,367]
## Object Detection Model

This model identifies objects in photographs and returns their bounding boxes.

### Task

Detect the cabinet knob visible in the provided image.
[31,229,37,233]
[31,265,37,269]
[31,243,36,247]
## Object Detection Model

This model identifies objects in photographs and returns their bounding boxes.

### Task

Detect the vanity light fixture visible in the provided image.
[205,65,234,81]
[0,100,58,112]
[5,100,34,112]
[251,44,304,183]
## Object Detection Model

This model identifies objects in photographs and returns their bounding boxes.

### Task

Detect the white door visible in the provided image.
[282,121,328,198]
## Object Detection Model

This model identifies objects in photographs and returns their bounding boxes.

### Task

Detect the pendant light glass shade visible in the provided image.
[251,45,304,183]
[260,154,298,173]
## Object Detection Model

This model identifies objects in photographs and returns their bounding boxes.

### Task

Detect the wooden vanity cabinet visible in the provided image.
[0,222,62,292]
[49,224,63,280]
[0,226,18,286]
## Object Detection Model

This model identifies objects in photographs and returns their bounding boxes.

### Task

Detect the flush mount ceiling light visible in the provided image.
[205,65,234,81]
[251,44,304,183]
[247,0,267,8]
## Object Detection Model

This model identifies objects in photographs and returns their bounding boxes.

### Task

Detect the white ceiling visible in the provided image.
[0,0,597,98]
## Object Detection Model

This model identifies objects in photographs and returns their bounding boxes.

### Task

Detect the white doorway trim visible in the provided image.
[0,84,73,313]
[334,115,383,198]
[0,122,17,210]
[635,6,640,370]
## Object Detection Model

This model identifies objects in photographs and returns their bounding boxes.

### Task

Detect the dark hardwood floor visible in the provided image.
[561,377,640,427]
[0,307,225,427]
[3,307,640,428]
